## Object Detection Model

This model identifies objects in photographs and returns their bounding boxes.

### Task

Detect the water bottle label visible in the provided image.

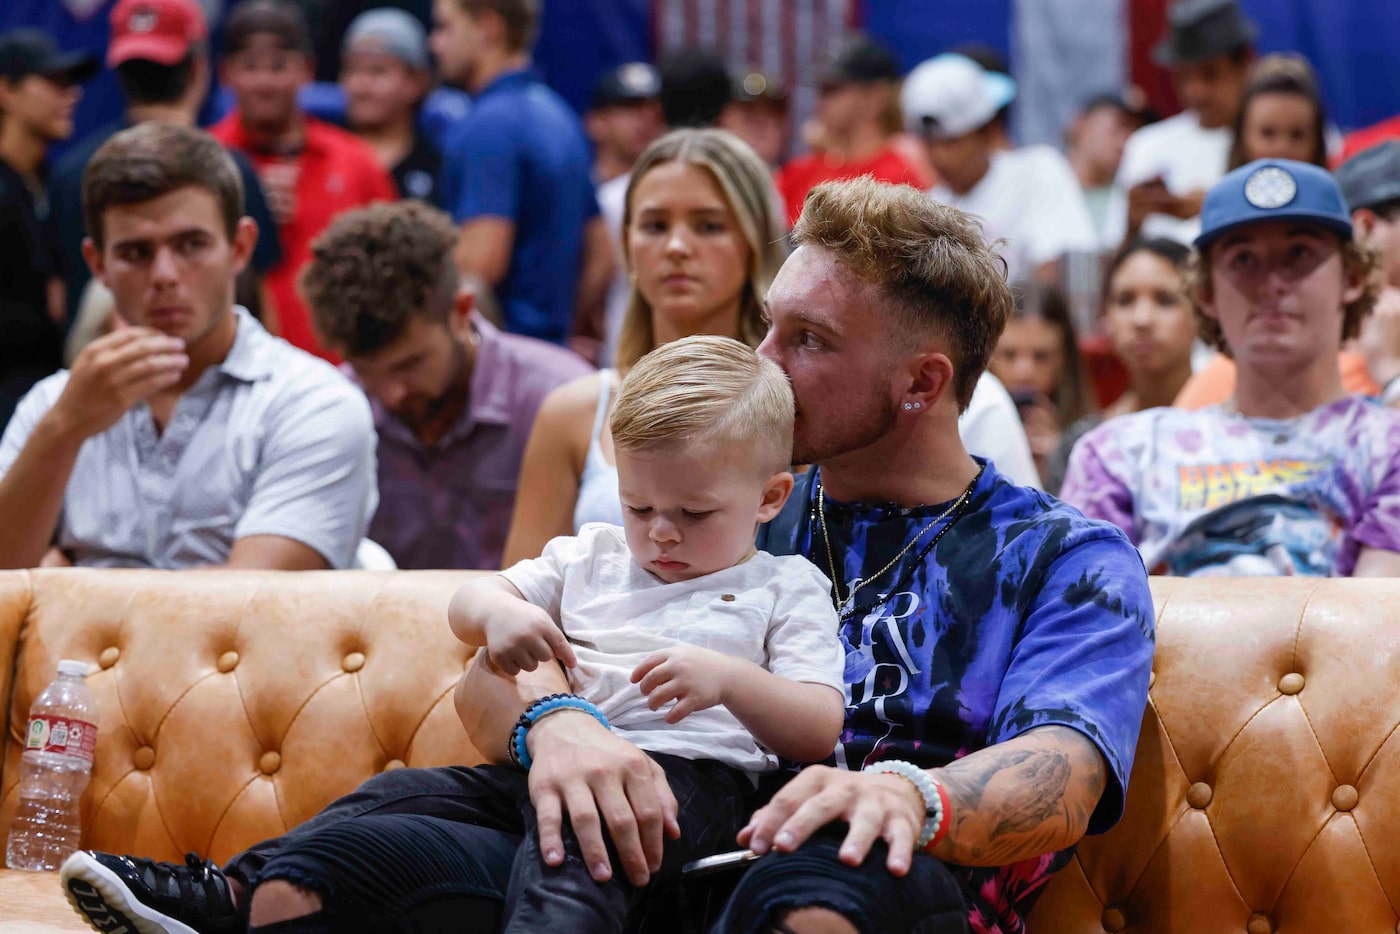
[24,715,97,764]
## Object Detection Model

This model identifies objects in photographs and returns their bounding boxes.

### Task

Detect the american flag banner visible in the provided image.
[653,0,859,153]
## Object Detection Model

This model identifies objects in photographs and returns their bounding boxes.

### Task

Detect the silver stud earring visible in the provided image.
[913,401,922,410]
[903,402,913,411]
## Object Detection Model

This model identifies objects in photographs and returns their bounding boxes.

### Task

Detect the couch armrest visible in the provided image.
[0,570,32,794]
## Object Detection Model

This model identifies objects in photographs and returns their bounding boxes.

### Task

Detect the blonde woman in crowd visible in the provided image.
[501,128,787,565]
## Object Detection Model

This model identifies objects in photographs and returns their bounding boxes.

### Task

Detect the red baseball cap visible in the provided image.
[108,0,209,68]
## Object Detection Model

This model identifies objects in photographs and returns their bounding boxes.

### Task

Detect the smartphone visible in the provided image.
[681,849,763,878]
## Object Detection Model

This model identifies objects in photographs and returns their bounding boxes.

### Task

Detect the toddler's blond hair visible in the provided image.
[611,335,793,474]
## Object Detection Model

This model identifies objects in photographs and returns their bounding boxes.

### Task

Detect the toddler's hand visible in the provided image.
[485,606,578,676]
[631,646,735,723]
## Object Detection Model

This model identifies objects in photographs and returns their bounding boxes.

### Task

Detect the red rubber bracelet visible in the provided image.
[926,779,952,850]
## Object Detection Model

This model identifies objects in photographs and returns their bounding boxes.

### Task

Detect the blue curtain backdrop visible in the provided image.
[534,0,651,114]
[1239,0,1400,131]
[862,0,1011,70]
[3,0,1398,142]
[856,0,1400,135]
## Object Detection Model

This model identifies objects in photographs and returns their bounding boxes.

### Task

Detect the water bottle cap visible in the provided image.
[57,659,91,678]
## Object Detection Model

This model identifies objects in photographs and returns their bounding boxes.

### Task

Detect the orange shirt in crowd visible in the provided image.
[1173,351,1381,409]
[776,145,926,227]
[211,113,398,361]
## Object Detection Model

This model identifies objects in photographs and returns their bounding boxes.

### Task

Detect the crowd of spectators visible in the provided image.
[1,0,1397,573]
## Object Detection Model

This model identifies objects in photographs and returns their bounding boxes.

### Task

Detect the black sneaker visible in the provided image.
[61,850,243,934]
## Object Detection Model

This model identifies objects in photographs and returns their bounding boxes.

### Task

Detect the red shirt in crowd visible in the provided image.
[776,145,927,227]
[1335,114,1400,167]
[211,112,398,361]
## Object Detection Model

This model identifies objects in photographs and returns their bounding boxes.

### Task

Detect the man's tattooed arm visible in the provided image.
[926,725,1108,867]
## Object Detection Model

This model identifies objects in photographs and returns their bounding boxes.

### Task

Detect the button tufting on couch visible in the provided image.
[1028,577,1400,932]
[2,571,1399,932]
[1,569,485,867]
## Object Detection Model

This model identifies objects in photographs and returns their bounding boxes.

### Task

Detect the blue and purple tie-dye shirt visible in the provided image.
[758,459,1155,933]
[1060,397,1400,576]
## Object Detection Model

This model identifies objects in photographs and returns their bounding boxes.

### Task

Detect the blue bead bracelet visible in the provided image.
[509,694,610,770]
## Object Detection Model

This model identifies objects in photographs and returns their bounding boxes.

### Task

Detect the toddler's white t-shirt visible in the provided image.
[500,523,845,773]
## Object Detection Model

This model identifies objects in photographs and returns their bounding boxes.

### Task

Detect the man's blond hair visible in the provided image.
[611,335,793,474]
[793,177,1014,411]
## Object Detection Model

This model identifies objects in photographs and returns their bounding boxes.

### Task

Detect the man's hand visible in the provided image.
[1019,394,1063,462]
[631,645,737,723]
[1126,178,1175,234]
[526,709,680,886]
[1164,188,1207,220]
[737,765,926,876]
[38,548,72,567]
[51,328,187,439]
[484,603,578,675]
[739,728,1108,875]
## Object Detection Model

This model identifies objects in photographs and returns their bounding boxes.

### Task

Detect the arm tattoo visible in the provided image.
[990,750,1071,836]
[933,726,1107,867]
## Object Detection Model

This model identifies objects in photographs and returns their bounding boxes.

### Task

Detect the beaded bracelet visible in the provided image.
[508,693,611,770]
[866,760,947,849]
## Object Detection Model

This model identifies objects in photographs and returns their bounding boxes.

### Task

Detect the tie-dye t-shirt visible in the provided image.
[757,459,1155,933]
[1060,397,1400,576]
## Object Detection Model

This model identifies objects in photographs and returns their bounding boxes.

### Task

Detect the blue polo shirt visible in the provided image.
[439,69,598,344]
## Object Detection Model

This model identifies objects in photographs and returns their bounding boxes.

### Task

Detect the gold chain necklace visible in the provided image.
[816,469,981,620]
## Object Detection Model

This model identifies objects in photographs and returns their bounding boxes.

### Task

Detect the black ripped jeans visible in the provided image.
[223,754,749,934]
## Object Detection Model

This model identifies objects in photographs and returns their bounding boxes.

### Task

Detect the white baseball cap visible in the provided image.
[901,53,1016,140]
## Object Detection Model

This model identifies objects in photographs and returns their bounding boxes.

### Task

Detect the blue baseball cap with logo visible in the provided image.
[1194,158,1353,251]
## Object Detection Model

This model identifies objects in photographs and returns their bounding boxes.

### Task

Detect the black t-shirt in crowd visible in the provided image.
[0,156,63,426]
[393,133,445,208]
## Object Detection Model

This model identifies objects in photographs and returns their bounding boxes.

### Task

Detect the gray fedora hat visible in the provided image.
[1337,141,1400,213]
[1152,0,1258,67]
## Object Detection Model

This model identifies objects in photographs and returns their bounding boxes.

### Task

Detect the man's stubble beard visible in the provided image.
[399,334,470,432]
[791,390,899,469]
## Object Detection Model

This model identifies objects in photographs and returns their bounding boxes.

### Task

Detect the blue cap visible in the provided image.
[1194,158,1352,250]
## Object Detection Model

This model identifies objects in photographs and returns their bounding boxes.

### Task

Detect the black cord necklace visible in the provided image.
[814,465,984,622]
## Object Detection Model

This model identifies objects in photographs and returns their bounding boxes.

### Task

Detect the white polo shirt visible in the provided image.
[0,307,378,569]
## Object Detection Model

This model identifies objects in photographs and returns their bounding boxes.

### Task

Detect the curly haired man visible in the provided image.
[301,200,592,570]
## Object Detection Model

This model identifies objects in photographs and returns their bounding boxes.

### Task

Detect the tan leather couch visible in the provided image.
[0,571,1397,932]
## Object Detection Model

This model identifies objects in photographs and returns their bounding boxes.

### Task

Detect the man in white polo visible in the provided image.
[0,122,377,570]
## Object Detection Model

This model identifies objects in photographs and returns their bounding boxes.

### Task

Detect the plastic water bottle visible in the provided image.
[5,660,99,871]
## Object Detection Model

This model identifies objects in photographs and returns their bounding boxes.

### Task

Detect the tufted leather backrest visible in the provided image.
[0,569,484,862]
[4,572,1400,932]
[1029,577,1400,933]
